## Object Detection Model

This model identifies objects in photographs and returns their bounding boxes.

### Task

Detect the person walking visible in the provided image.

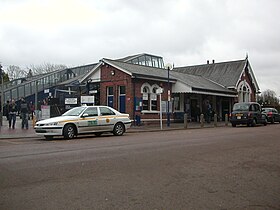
[29,101,35,120]
[8,99,17,129]
[4,100,10,120]
[20,98,29,129]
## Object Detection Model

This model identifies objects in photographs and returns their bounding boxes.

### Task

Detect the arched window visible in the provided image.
[238,81,251,102]
[141,83,151,111]
[151,85,159,111]
[141,83,159,111]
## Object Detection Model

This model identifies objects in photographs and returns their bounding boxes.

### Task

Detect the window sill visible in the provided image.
[141,110,160,114]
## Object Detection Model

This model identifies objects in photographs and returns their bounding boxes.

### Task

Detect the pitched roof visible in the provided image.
[171,71,235,94]
[103,59,235,95]
[173,59,247,88]
[103,59,177,82]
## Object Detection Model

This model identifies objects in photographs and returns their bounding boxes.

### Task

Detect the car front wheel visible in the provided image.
[113,122,125,136]
[264,118,268,126]
[251,119,257,127]
[63,124,76,139]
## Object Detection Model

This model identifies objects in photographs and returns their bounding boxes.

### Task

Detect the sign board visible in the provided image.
[81,95,95,104]
[65,98,78,105]
[44,89,49,94]
[41,105,50,120]
[161,101,172,113]
[89,90,98,94]
[156,87,163,94]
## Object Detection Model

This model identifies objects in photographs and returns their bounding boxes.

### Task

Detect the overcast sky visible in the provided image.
[1,0,280,96]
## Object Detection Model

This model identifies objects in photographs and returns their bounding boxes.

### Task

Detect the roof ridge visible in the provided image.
[174,59,246,70]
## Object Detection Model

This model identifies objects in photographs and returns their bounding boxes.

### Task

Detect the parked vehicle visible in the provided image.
[230,102,267,127]
[34,106,131,140]
[261,107,280,123]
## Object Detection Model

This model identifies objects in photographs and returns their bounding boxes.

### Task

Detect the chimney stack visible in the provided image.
[212,59,215,64]
[207,60,209,64]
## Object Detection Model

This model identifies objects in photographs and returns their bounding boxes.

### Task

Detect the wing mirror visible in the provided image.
[82,113,89,117]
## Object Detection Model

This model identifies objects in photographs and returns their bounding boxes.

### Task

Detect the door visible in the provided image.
[98,107,117,131]
[119,86,126,113]
[107,87,114,108]
[222,100,230,121]
[119,96,126,113]
[78,107,99,133]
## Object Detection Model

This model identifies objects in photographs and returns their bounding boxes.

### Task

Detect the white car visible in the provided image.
[35,106,131,140]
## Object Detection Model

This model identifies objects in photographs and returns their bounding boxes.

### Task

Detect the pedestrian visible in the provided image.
[29,101,35,120]
[8,99,17,129]
[20,98,29,129]
[4,100,10,120]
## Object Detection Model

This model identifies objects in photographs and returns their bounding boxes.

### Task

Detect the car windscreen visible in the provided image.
[262,108,272,112]
[62,107,87,116]
[233,103,250,111]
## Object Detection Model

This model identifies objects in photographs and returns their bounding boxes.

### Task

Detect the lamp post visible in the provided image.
[0,64,4,126]
[167,66,170,127]
[165,63,172,127]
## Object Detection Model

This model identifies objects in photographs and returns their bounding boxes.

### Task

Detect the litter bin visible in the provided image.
[135,115,141,126]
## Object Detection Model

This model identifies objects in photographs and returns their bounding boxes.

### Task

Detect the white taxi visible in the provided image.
[34,106,131,140]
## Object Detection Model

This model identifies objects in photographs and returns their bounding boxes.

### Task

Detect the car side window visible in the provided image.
[84,107,98,116]
[100,107,116,116]
[254,104,260,111]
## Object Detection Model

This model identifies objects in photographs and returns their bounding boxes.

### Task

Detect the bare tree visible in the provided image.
[28,63,67,75]
[6,65,27,80]
[258,89,279,107]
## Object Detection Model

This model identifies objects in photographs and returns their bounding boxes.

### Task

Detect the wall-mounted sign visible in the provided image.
[65,98,78,105]
[89,90,98,94]
[81,96,95,104]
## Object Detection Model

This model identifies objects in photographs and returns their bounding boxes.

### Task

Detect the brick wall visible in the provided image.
[100,64,171,120]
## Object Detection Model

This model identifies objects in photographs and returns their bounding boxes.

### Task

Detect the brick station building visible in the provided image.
[76,53,260,123]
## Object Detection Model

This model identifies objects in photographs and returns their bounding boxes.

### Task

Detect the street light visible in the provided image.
[0,64,4,126]
[165,63,173,127]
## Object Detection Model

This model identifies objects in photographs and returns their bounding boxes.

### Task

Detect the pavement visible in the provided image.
[0,116,228,139]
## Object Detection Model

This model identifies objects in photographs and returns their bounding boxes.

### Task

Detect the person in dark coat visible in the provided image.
[4,100,10,120]
[8,99,17,129]
[20,98,29,129]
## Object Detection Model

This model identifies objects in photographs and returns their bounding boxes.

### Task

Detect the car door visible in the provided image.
[98,107,117,131]
[274,109,280,121]
[78,107,99,133]
[254,104,262,122]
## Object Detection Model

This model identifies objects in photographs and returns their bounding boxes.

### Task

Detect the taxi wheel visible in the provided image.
[63,124,76,139]
[113,122,125,136]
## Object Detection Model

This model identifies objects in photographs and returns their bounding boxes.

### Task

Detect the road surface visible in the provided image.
[1,124,280,209]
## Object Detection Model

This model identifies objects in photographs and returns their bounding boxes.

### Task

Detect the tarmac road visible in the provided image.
[0,124,280,210]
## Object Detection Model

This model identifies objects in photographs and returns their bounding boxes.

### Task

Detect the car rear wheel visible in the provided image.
[271,117,275,124]
[63,124,76,139]
[113,122,125,136]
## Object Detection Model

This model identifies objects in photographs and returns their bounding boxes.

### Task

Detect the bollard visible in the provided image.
[200,114,204,128]
[184,113,188,129]
[225,114,229,126]
[214,113,217,127]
